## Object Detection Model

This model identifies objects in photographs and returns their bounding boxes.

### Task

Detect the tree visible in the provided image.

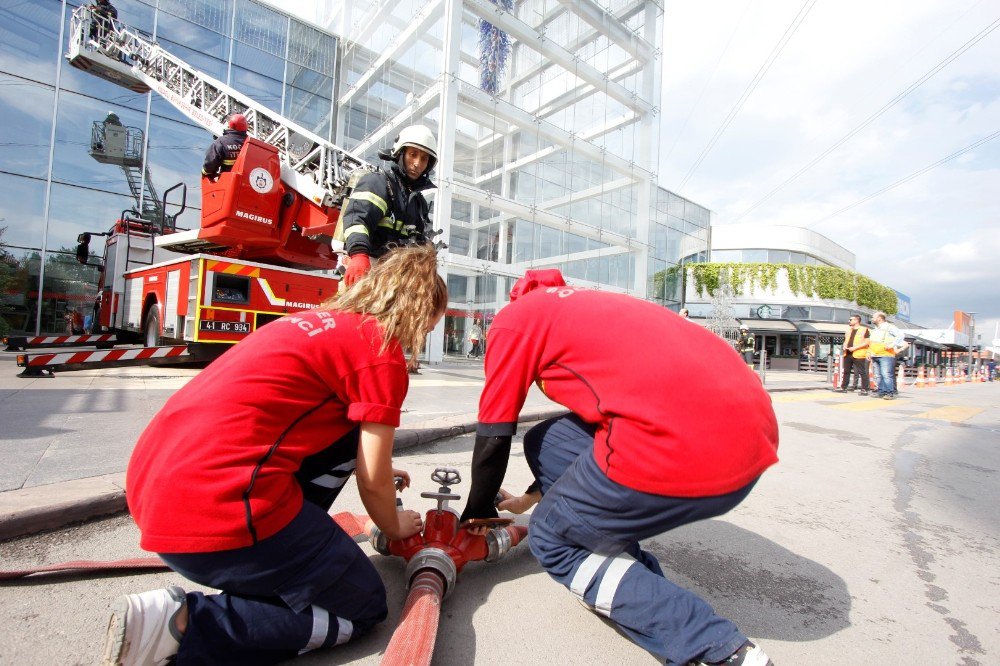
[707,273,740,349]
[0,226,13,336]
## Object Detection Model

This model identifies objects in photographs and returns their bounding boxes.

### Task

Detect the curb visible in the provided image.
[0,407,568,543]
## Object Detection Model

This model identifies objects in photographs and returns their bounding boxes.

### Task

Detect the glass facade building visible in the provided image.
[0,0,337,337]
[0,0,711,364]
[324,0,710,360]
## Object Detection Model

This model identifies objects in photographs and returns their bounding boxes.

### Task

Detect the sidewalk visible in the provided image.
[0,354,823,541]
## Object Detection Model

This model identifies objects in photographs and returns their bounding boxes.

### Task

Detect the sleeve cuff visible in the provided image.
[476,421,517,437]
[348,402,401,427]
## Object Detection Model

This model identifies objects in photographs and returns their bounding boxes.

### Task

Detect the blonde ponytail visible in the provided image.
[323,244,447,364]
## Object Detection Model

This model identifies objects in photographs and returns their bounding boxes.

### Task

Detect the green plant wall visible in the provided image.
[687,262,898,315]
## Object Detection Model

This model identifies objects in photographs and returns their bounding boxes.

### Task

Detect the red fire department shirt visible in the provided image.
[127,309,409,553]
[478,280,779,497]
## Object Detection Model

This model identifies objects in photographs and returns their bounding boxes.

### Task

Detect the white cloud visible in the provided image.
[661,0,1000,327]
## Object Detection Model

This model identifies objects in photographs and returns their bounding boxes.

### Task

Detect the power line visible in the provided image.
[808,128,1000,227]
[677,0,818,190]
[732,12,1000,222]
[662,0,755,166]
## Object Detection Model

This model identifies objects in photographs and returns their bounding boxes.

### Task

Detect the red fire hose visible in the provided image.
[1,470,530,666]
[372,467,529,666]
[0,512,368,580]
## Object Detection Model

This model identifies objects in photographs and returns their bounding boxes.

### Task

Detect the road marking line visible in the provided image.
[830,399,899,411]
[408,380,483,387]
[914,406,984,423]
[772,391,849,403]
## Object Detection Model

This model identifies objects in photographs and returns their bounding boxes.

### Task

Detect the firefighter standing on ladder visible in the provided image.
[339,125,437,286]
[201,113,248,180]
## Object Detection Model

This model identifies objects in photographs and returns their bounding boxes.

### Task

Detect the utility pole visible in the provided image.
[968,312,976,377]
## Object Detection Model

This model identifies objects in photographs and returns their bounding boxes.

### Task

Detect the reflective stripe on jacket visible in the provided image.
[202,129,247,176]
[340,165,434,258]
[869,323,902,357]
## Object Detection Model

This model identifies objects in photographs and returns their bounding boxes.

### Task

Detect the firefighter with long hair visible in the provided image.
[104,244,447,665]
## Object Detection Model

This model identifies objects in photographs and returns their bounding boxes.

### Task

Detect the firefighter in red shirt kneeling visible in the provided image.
[103,245,447,665]
[461,269,779,666]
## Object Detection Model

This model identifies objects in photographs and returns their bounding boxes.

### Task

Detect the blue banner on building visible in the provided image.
[895,291,911,322]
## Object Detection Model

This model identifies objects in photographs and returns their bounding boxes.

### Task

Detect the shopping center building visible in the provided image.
[0,0,712,364]
[681,224,914,369]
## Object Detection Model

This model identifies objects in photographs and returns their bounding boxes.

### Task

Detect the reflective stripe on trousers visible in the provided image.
[523,414,754,665]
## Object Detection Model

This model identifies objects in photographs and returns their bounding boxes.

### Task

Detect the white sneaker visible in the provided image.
[102,586,186,666]
[695,640,774,665]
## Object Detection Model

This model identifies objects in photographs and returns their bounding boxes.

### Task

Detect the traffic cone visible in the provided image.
[958,368,965,385]
[832,357,841,388]
[868,362,877,391]
[928,367,937,388]
[897,363,905,392]
[944,367,953,386]
[915,366,925,388]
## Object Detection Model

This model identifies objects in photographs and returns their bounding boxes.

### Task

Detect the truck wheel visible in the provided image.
[143,308,161,347]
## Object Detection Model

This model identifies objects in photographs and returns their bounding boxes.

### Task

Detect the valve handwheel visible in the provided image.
[431,467,461,487]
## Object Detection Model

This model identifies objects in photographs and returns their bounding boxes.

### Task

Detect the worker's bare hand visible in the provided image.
[496,488,541,514]
[392,468,411,491]
[393,509,423,539]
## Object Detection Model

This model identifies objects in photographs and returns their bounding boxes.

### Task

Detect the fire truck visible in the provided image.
[14,6,375,375]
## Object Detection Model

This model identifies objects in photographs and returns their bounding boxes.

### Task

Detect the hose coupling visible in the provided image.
[405,547,457,598]
[485,527,513,562]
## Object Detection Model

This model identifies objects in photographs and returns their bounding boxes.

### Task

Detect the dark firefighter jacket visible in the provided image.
[202,129,247,177]
[737,332,756,353]
[341,164,435,258]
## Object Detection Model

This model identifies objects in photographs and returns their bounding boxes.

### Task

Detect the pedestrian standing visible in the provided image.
[736,324,755,368]
[868,311,906,400]
[467,319,483,358]
[461,269,778,666]
[835,314,870,394]
[102,244,447,665]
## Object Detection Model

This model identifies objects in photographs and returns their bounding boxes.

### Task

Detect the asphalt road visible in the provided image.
[1,383,998,665]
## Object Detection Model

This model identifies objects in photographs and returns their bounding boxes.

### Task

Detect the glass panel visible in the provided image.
[156,12,229,61]
[288,20,336,74]
[234,0,286,58]
[233,42,284,81]
[231,67,283,113]
[158,0,231,35]
[156,39,228,82]
[286,64,332,95]
[712,249,741,262]
[0,1,61,88]
[51,95,155,204]
[0,72,54,179]
[811,306,833,321]
[768,250,790,264]
[284,86,332,137]
[742,249,767,263]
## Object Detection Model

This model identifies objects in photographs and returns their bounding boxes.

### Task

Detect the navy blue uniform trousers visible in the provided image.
[160,428,386,665]
[525,414,757,665]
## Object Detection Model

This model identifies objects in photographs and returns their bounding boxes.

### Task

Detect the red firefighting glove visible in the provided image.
[343,253,371,287]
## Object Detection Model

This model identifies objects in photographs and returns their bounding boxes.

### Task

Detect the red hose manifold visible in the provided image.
[370,467,529,666]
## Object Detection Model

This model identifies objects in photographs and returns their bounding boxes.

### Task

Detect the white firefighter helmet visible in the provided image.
[390,125,438,172]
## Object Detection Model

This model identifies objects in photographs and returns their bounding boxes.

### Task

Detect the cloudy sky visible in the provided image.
[658,0,999,341]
